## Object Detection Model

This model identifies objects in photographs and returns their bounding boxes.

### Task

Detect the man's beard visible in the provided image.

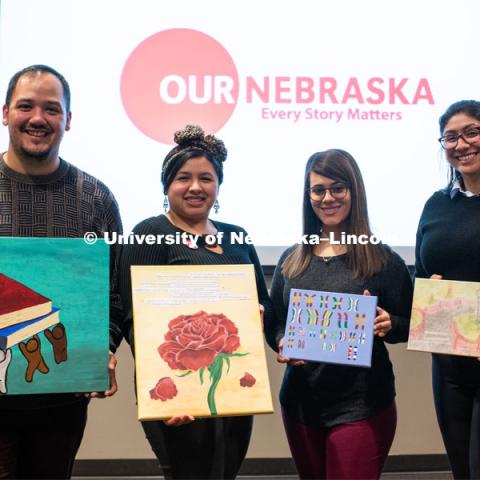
[17,144,53,163]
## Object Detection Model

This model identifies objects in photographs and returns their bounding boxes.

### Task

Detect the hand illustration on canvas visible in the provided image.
[44,323,68,364]
[0,349,12,394]
[19,335,49,382]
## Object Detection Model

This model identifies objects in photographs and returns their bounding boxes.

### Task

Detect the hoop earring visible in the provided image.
[213,199,220,214]
[163,196,169,213]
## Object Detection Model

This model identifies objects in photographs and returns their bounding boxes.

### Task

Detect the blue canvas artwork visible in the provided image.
[283,289,377,367]
[0,238,109,394]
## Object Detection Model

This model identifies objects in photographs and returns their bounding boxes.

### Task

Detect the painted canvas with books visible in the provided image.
[408,278,480,357]
[0,238,109,394]
[283,288,377,367]
[131,264,273,421]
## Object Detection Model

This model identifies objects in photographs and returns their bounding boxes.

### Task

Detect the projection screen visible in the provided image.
[0,0,477,264]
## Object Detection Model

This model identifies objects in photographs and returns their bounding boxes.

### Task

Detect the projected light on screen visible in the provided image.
[0,0,476,263]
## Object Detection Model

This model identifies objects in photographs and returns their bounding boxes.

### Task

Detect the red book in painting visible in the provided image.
[0,274,52,328]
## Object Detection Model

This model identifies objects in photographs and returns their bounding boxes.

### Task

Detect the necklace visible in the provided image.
[320,256,333,263]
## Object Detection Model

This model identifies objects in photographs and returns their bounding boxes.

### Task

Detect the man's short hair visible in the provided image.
[5,65,71,113]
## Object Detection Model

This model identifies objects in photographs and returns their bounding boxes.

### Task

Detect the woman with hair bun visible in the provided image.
[119,125,272,479]
[265,149,413,479]
[415,100,480,479]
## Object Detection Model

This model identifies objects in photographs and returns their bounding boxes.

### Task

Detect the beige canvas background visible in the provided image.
[409,278,480,356]
[131,265,273,419]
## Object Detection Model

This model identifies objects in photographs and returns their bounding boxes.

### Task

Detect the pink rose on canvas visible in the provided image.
[149,377,177,401]
[158,311,240,371]
[240,372,256,387]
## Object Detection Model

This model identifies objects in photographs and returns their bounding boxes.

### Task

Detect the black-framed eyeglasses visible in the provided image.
[306,183,349,201]
[438,126,480,150]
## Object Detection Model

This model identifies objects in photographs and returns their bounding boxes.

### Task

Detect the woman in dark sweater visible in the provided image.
[415,100,480,479]
[119,125,271,479]
[265,149,413,479]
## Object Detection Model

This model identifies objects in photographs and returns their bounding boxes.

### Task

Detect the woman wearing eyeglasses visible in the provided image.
[415,100,480,480]
[265,149,413,479]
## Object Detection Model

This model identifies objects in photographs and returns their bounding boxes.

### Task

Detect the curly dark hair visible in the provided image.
[161,125,227,194]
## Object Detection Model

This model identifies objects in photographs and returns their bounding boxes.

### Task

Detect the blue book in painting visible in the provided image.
[283,289,377,367]
[0,308,60,350]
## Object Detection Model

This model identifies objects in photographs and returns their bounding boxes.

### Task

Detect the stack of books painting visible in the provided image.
[0,238,110,395]
[0,274,61,350]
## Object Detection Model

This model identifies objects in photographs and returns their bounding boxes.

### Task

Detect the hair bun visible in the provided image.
[173,124,205,146]
[173,124,227,163]
[204,134,227,163]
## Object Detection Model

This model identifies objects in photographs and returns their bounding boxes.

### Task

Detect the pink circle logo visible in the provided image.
[120,29,239,144]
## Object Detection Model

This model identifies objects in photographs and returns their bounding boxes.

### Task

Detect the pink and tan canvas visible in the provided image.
[131,264,274,421]
[408,278,480,357]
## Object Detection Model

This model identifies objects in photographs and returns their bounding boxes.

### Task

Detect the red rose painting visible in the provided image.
[240,372,256,387]
[158,311,240,371]
[157,311,248,415]
[149,377,177,401]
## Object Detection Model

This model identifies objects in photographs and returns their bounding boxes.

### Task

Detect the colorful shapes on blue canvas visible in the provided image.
[283,288,377,367]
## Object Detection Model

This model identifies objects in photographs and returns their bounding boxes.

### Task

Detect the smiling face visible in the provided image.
[167,156,219,221]
[309,172,351,233]
[2,72,71,167]
[443,113,480,182]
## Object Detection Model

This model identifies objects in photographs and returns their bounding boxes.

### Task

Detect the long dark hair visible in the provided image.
[282,149,388,279]
[439,100,480,190]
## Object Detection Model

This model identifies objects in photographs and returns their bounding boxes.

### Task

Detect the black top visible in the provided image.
[415,190,480,383]
[266,246,413,427]
[119,214,273,350]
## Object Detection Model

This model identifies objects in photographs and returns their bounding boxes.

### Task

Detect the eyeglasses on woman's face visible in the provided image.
[438,126,480,150]
[306,183,349,202]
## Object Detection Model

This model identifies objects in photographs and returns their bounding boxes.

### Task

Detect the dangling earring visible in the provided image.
[213,199,220,214]
[163,196,169,213]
